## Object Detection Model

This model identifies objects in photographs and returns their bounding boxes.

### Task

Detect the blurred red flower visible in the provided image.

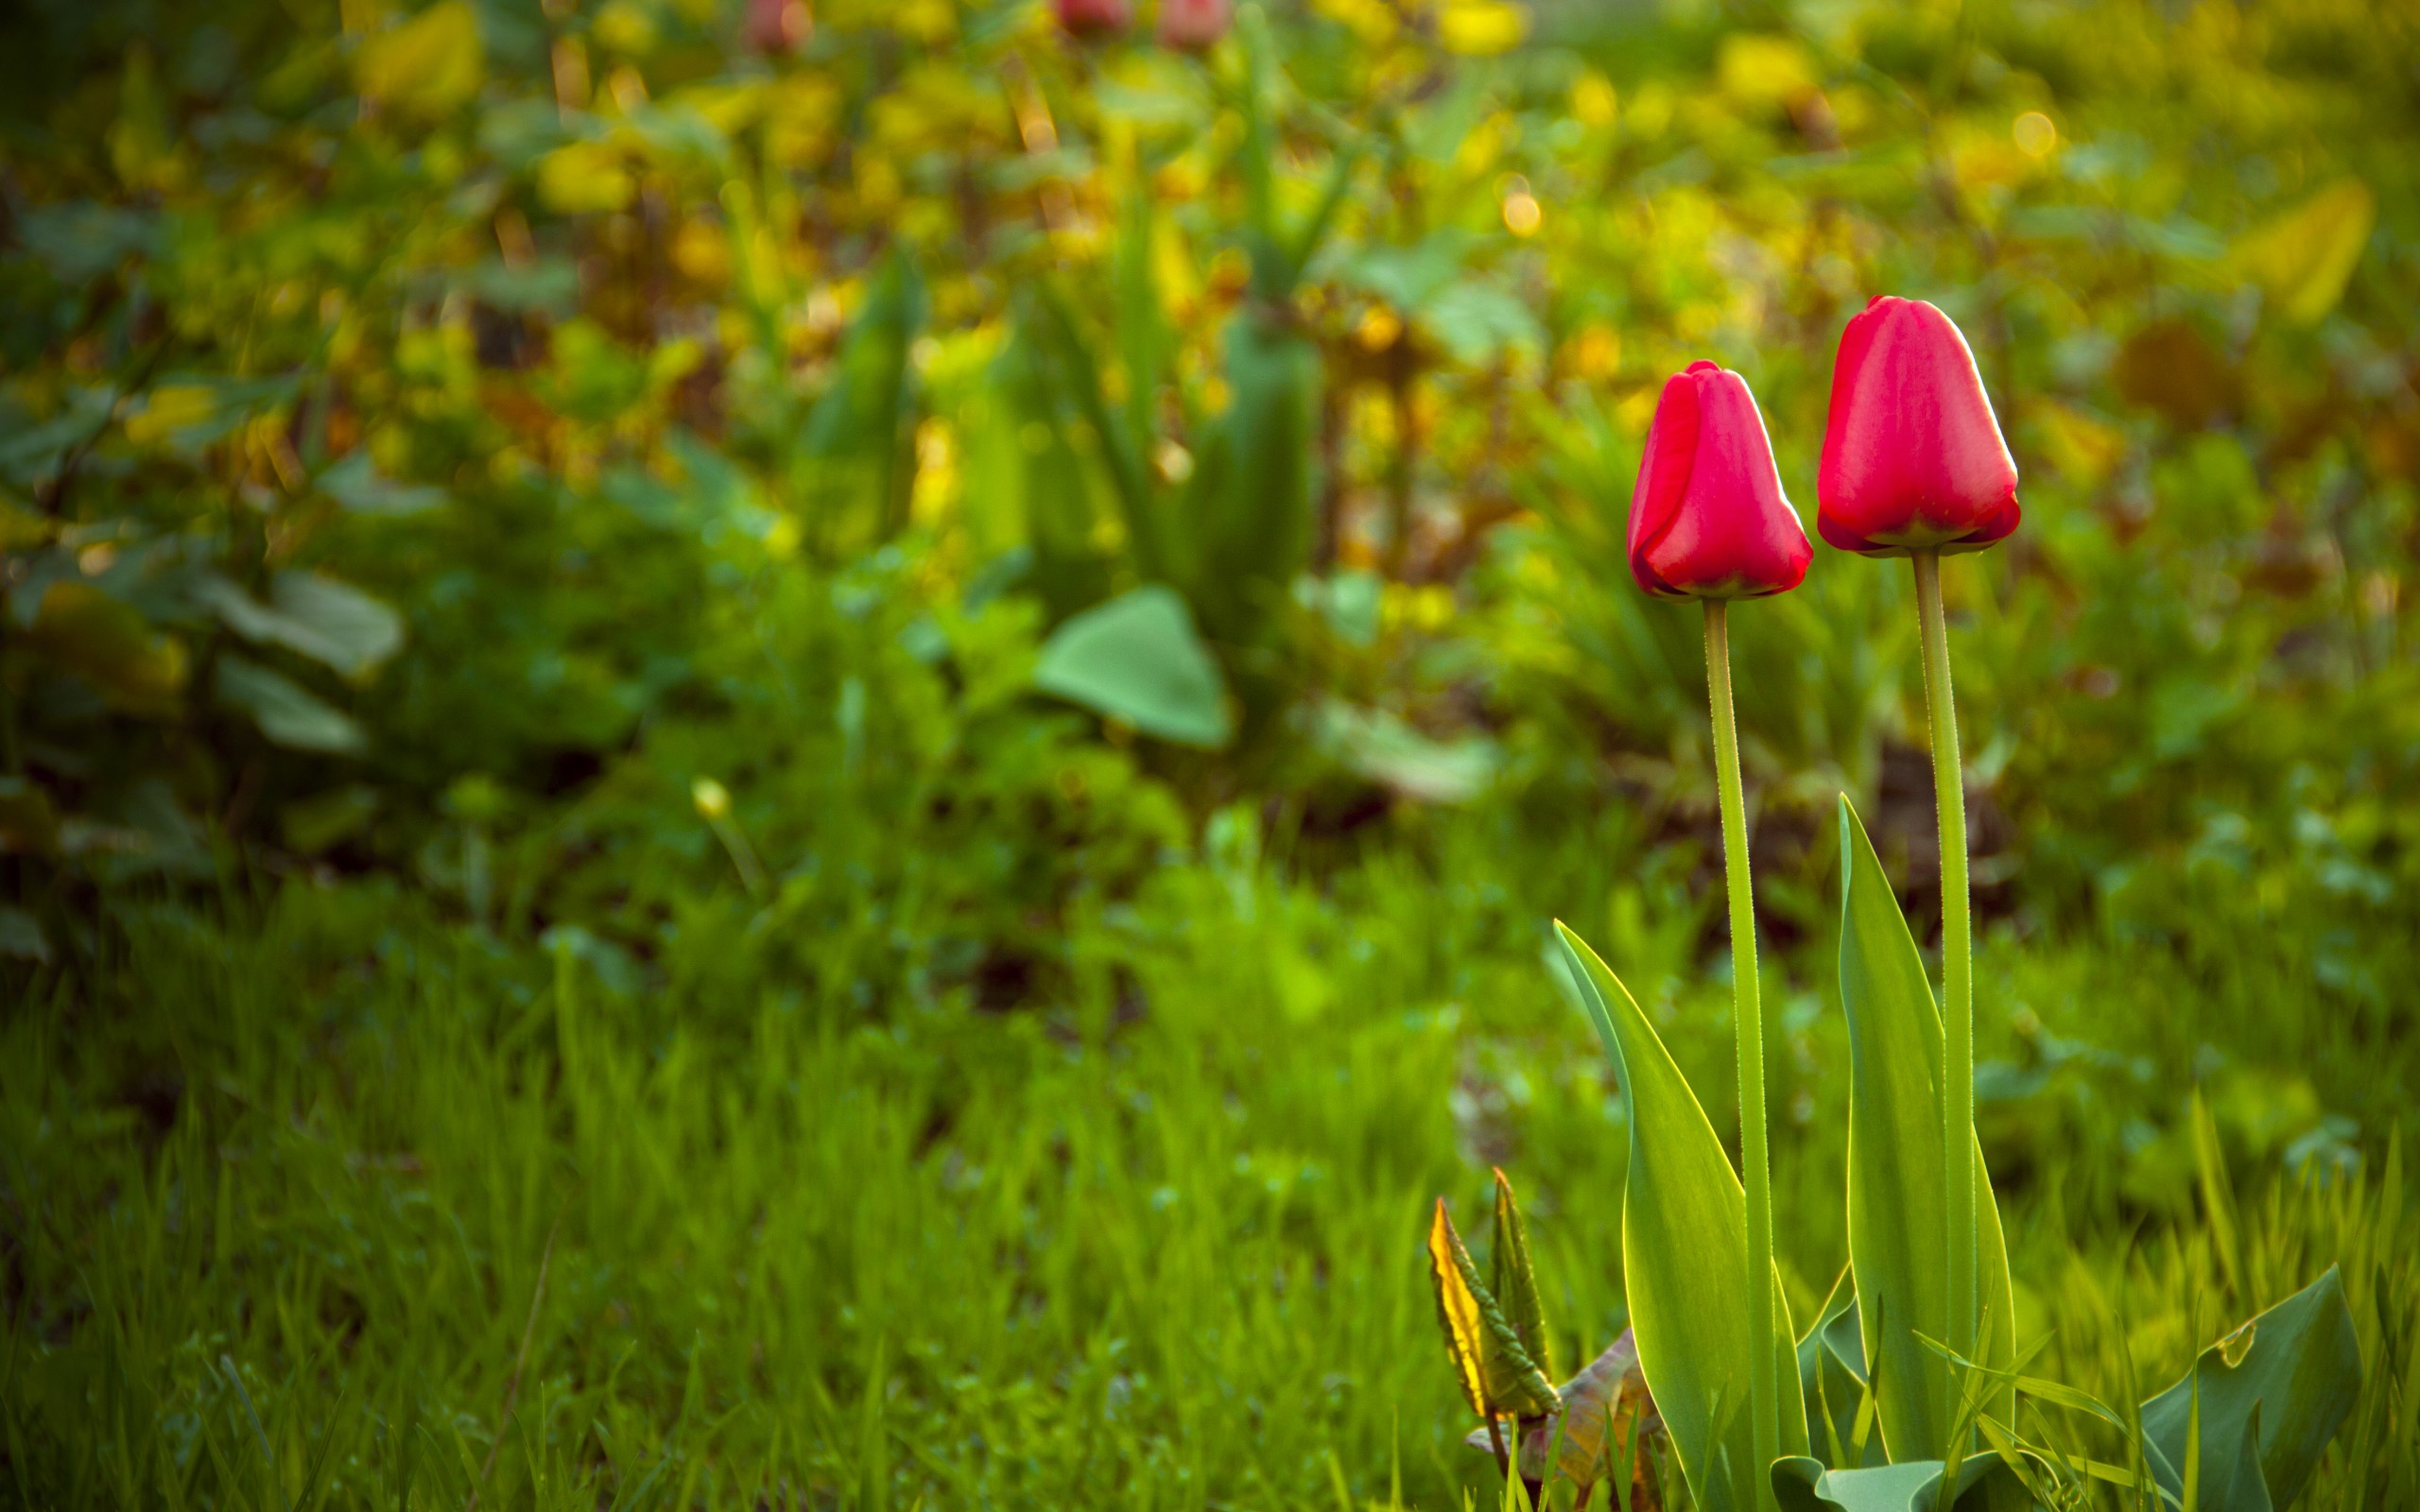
[1057,0,1131,37]
[1158,0,1230,49]
[745,0,809,53]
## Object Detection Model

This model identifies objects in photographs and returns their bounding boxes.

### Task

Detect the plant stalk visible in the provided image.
[1703,599,1776,1507]
[1911,550,1978,1436]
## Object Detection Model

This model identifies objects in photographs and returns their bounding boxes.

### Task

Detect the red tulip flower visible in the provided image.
[1056,0,1130,36]
[1627,361,1812,600]
[1816,296,2020,556]
[1157,0,1230,49]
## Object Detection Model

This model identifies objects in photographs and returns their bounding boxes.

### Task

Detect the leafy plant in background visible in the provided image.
[1008,5,1356,747]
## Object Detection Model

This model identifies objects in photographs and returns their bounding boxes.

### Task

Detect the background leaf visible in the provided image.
[1032,586,1233,748]
[216,656,365,754]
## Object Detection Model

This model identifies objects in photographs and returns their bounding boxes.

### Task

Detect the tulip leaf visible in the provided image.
[1770,1454,1997,1512]
[1836,798,2015,1459]
[1797,1268,1882,1468]
[1555,921,1806,1511]
[2137,1267,2361,1512]
[1426,1197,1560,1420]
[1489,1168,1554,1383]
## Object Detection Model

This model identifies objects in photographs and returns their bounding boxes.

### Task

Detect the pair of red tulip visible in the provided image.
[1626,297,2020,599]
[1057,0,1231,50]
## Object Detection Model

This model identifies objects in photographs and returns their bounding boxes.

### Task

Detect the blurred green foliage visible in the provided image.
[5,0,2420,1503]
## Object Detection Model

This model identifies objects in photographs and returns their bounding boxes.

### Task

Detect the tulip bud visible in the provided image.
[1157,0,1230,49]
[1816,296,2020,556]
[1056,0,1130,37]
[1627,362,1812,600]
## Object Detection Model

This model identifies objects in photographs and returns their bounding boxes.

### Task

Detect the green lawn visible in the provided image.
[9,809,2415,1507]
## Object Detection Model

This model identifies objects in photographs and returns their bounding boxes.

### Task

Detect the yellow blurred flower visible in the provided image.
[593,0,659,57]
[1717,33,1815,110]
[1571,75,1618,129]
[672,219,732,286]
[537,141,635,215]
[1438,0,1526,57]
[355,0,484,121]
[1312,0,1397,45]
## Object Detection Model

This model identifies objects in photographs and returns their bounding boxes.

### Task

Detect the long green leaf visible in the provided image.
[1835,799,2014,1458]
[1186,308,1317,650]
[1554,922,1806,1510]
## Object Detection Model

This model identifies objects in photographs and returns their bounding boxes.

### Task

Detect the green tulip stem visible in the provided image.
[1911,549,1978,1422]
[1703,598,1777,1506]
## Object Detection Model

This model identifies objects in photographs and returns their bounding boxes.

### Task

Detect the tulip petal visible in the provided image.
[1628,363,1811,599]
[1628,368,1704,598]
[1817,297,2019,558]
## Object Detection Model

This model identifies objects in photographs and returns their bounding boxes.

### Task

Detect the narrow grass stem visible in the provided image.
[1703,599,1777,1507]
[1911,550,1978,1442]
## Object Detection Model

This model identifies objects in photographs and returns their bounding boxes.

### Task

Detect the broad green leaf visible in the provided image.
[26,581,189,713]
[1033,586,1232,748]
[198,572,403,677]
[1463,1332,1655,1493]
[2231,181,2374,326]
[1555,922,1806,1510]
[1770,1455,1996,1512]
[216,657,365,754]
[1489,1169,1553,1382]
[2138,1267,2360,1512]
[1426,1198,1559,1419]
[1836,798,2015,1458]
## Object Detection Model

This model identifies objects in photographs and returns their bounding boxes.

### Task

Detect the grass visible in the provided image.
[4,804,2416,1508]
